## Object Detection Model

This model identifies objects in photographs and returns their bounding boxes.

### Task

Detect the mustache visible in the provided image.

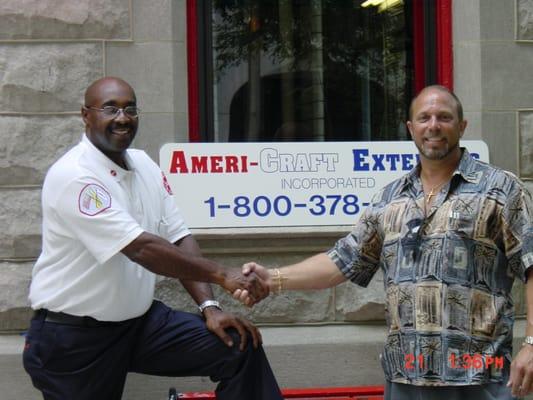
[108,124,134,130]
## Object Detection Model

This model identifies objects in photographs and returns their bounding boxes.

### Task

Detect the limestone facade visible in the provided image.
[0,0,532,333]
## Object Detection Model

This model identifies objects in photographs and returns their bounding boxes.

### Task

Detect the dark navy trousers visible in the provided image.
[23,300,283,400]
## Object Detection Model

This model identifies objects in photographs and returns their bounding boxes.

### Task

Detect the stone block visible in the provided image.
[519,111,533,179]
[0,44,103,112]
[453,43,482,111]
[335,272,385,322]
[0,0,130,40]
[518,0,533,40]
[481,112,518,174]
[453,0,480,42]
[234,288,334,323]
[105,42,178,113]
[0,262,33,331]
[171,0,187,42]
[154,230,343,323]
[481,43,533,109]
[174,112,189,143]
[132,0,174,41]
[0,115,83,186]
[462,111,482,140]
[155,274,335,324]
[171,42,189,113]
[0,189,41,260]
[479,0,514,40]
[193,229,341,256]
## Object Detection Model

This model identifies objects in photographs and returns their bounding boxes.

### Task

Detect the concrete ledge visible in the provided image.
[0,322,530,399]
[1,324,386,399]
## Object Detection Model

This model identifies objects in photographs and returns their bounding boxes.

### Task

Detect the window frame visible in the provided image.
[186,0,453,142]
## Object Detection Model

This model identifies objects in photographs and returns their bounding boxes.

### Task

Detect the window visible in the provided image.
[188,0,451,143]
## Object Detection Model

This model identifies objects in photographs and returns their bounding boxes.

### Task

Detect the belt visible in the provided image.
[34,309,117,327]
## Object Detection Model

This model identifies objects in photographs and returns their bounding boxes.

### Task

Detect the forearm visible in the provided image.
[181,280,215,304]
[509,267,533,397]
[525,268,533,336]
[174,235,216,304]
[270,253,346,291]
[122,232,225,285]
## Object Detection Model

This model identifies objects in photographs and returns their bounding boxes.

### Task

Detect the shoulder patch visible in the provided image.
[78,184,112,216]
[162,172,173,195]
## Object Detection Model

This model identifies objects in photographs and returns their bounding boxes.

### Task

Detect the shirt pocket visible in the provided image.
[448,210,475,237]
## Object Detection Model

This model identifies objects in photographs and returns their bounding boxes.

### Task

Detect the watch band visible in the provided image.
[198,300,222,314]
[523,335,533,346]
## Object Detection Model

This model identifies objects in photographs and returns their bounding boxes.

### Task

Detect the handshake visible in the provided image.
[221,262,272,306]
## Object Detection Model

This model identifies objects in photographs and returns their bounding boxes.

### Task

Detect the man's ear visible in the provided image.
[81,106,90,127]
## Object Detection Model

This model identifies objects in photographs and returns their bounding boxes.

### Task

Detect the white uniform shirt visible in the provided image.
[29,134,190,321]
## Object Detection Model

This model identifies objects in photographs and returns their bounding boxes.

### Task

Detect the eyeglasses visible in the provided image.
[84,105,140,119]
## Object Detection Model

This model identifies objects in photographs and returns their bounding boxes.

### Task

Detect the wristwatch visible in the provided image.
[198,300,222,314]
[523,336,533,346]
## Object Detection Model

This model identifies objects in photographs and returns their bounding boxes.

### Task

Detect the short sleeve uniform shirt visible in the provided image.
[29,135,190,321]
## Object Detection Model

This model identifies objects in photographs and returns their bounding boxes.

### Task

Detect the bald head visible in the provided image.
[409,85,463,122]
[84,77,136,107]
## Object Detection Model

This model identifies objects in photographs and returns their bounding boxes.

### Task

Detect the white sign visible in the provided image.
[160,141,489,228]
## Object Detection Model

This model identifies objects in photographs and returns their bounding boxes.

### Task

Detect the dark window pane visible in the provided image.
[211,0,413,142]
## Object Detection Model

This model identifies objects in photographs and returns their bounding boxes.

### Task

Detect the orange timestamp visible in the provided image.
[404,353,504,370]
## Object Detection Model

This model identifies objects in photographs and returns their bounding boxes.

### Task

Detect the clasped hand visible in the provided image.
[230,262,270,306]
[223,265,269,304]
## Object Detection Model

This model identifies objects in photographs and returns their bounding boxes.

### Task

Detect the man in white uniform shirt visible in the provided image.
[23,76,282,400]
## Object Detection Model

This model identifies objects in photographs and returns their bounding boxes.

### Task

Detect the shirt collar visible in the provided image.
[399,147,479,193]
[453,148,483,184]
[81,134,134,181]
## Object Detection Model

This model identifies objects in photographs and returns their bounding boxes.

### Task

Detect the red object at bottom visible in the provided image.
[174,386,384,399]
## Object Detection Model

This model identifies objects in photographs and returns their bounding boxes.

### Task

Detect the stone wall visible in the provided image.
[0,0,389,332]
[517,0,533,188]
[157,227,387,323]
[0,0,532,333]
[454,0,533,317]
[0,0,189,331]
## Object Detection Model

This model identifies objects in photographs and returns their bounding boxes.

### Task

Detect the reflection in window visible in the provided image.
[211,0,413,142]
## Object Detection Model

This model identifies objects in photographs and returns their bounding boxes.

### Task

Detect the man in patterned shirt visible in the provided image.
[233,85,533,399]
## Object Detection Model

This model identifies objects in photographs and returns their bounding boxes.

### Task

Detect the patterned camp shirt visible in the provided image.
[328,148,533,386]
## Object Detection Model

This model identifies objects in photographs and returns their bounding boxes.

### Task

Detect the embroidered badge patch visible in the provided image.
[162,172,173,195]
[78,184,112,216]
